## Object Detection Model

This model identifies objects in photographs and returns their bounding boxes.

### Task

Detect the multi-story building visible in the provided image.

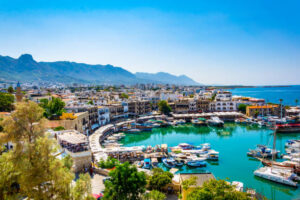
[246,105,285,117]
[65,106,99,133]
[174,99,189,114]
[128,100,151,117]
[210,101,237,112]
[98,106,110,126]
[196,99,210,112]
[108,103,128,121]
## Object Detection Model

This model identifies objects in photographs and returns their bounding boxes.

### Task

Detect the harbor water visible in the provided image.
[121,124,300,200]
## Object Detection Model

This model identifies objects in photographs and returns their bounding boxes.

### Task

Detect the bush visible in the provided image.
[53,126,65,131]
[98,157,120,169]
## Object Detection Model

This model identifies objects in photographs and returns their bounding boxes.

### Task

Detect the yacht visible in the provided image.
[254,167,298,187]
[207,117,224,127]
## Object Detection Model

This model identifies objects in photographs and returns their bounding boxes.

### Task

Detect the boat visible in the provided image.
[207,117,224,127]
[125,128,141,133]
[178,143,194,150]
[192,118,208,126]
[206,150,219,161]
[254,128,299,187]
[285,140,300,148]
[254,167,298,187]
[136,123,153,132]
[151,158,158,167]
[232,181,244,192]
[143,158,151,169]
[275,116,300,133]
[247,145,280,158]
[186,156,207,167]
[162,158,176,168]
[174,158,184,167]
[257,158,300,175]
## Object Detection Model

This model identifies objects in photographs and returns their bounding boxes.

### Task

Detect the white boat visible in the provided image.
[254,167,298,187]
[232,181,244,192]
[207,117,224,127]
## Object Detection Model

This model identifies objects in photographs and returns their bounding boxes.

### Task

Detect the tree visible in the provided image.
[295,99,299,106]
[0,92,14,112]
[238,104,247,114]
[121,93,129,99]
[0,101,91,199]
[7,86,14,94]
[186,179,251,200]
[39,97,66,119]
[98,156,119,169]
[143,190,166,200]
[158,100,172,115]
[71,173,92,200]
[148,168,173,191]
[87,100,94,105]
[103,162,147,200]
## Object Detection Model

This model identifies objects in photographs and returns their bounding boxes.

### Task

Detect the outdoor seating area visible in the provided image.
[57,131,89,153]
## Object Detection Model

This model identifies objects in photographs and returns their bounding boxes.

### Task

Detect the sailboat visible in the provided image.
[253,127,299,187]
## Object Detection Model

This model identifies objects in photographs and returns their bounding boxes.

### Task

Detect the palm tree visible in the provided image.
[279,99,283,119]
[296,99,299,107]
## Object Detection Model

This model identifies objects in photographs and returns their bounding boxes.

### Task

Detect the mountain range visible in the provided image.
[0,54,201,85]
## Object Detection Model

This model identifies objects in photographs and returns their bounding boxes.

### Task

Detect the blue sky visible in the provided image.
[0,0,299,85]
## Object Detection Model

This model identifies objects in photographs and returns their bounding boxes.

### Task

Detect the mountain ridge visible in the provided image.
[0,54,201,85]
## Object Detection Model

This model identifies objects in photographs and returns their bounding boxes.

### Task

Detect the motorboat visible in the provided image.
[162,158,176,168]
[254,167,298,187]
[247,145,280,158]
[125,128,141,134]
[207,117,224,127]
[192,118,207,126]
[151,158,158,167]
[206,150,219,161]
[186,156,207,167]
[174,158,184,167]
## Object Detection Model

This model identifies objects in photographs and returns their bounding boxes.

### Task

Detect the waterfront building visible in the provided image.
[98,106,110,126]
[196,99,210,112]
[246,105,284,117]
[128,100,151,117]
[56,130,91,172]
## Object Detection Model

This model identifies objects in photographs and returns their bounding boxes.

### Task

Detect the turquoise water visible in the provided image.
[121,124,300,200]
[229,85,300,106]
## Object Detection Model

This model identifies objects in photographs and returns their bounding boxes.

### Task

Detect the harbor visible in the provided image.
[119,123,300,200]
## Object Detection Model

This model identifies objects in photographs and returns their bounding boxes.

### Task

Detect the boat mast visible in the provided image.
[272,128,277,162]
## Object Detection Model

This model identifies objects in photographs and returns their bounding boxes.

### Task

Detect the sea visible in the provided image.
[229,85,300,106]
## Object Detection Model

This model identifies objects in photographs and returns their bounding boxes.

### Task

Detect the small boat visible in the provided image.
[162,158,176,168]
[254,167,298,187]
[151,158,158,167]
[206,150,219,161]
[232,181,244,192]
[247,145,280,158]
[174,158,184,167]
[126,128,141,133]
[186,157,207,167]
[178,143,194,150]
[207,117,224,127]
[192,118,208,126]
[143,158,151,169]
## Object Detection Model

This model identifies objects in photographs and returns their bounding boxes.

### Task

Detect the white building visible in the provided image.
[98,106,110,126]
